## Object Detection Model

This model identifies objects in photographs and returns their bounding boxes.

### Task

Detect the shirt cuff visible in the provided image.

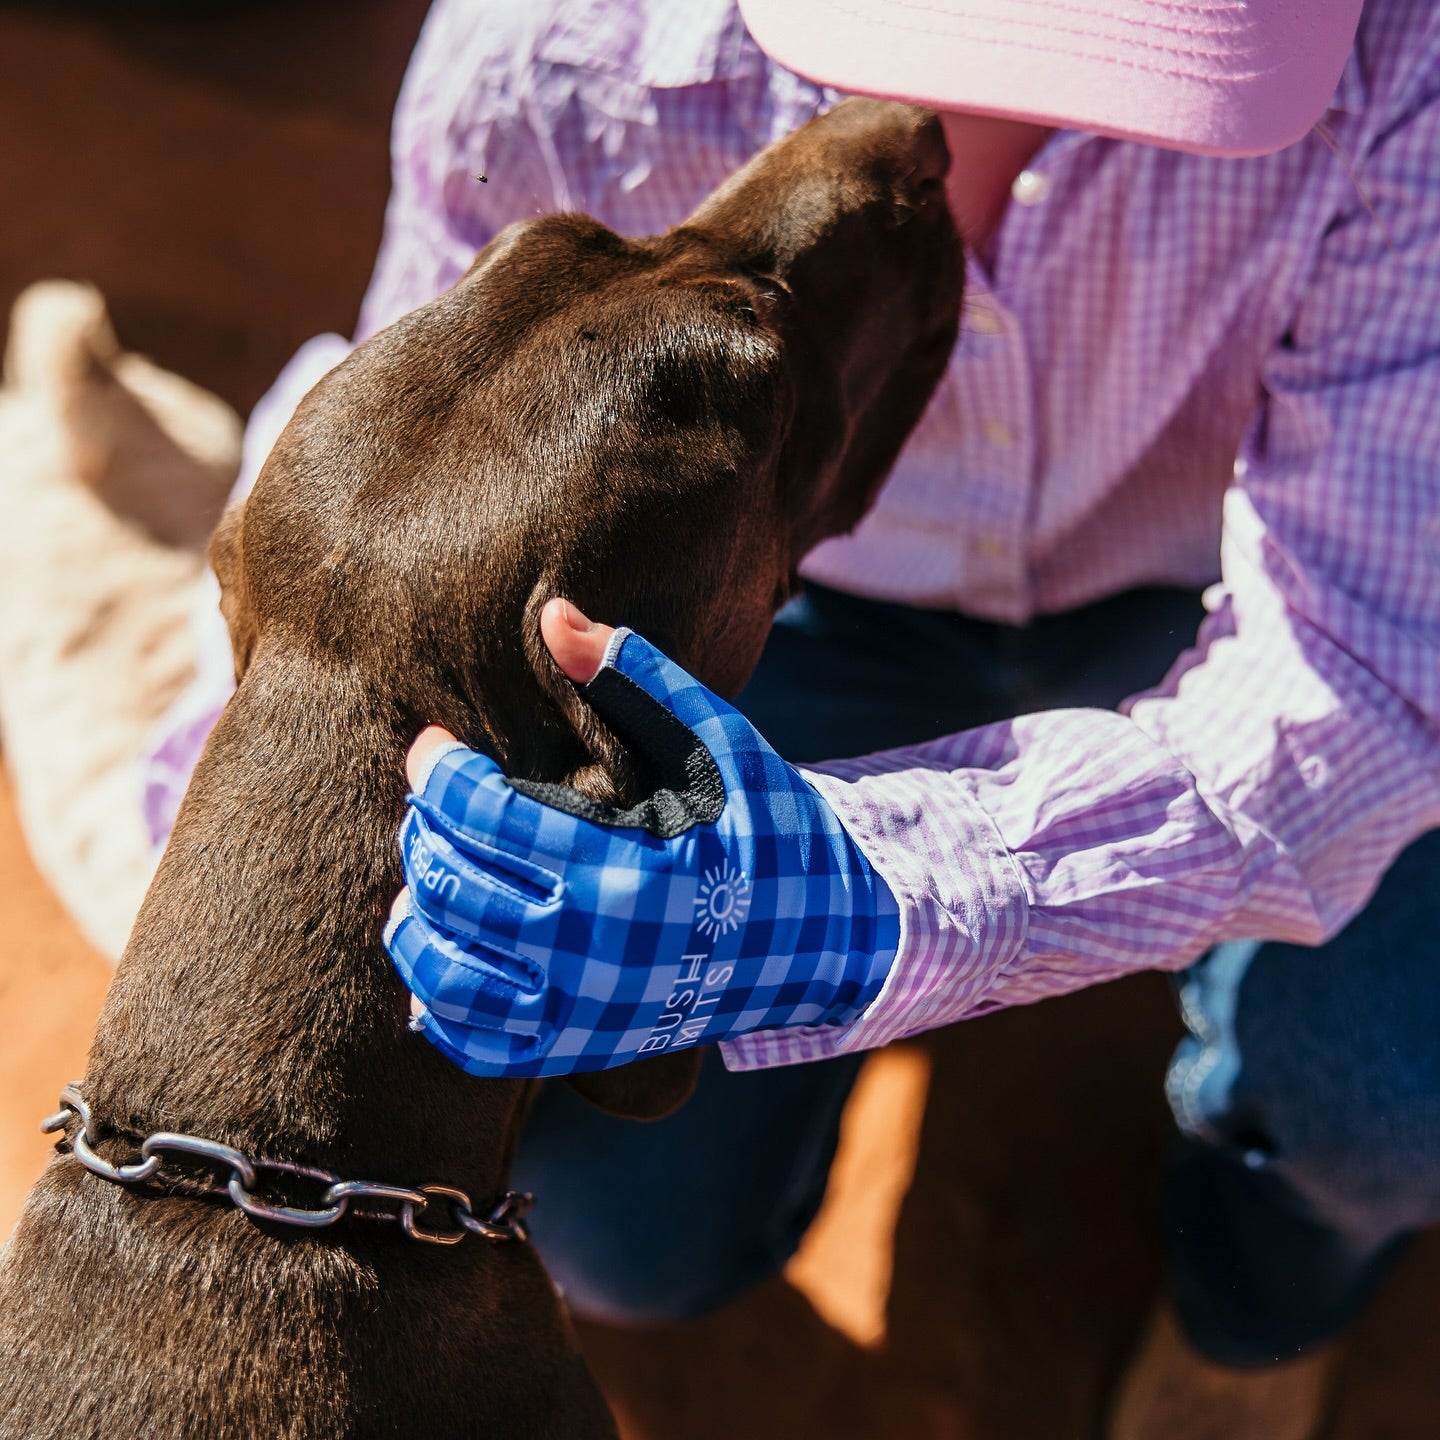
[720,758,1030,1070]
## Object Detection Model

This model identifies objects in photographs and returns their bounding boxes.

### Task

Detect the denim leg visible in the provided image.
[512,1046,864,1322]
[514,583,1206,1322]
[1164,827,1440,1363]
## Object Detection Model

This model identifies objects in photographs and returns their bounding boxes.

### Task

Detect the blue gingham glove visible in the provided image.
[384,629,899,1077]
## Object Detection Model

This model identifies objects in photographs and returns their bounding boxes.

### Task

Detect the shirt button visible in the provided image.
[981,419,1015,447]
[968,304,1004,336]
[971,534,1007,559]
[1011,169,1051,206]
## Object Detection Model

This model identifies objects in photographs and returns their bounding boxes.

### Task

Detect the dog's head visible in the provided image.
[213,98,960,802]
[201,99,960,1123]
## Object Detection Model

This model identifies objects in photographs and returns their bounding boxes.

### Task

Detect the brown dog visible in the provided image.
[0,97,960,1439]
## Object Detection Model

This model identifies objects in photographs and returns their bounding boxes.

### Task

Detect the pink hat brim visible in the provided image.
[736,0,1363,157]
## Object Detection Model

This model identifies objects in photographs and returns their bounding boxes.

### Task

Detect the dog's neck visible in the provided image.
[20,643,622,1438]
[83,643,529,1198]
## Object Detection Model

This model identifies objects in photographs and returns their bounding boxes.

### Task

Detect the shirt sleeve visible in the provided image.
[723,57,1440,1072]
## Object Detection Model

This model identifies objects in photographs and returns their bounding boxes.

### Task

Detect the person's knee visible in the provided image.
[1169,841,1440,1247]
[513,1050,863,1325]
[542,1230,783,1326]
[523,1140,827,1324]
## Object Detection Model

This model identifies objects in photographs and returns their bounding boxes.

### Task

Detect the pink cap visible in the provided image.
[735,0,1364,157]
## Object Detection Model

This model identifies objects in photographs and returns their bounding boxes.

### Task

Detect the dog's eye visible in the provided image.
[750,273,792,299]
[735,274,790,326]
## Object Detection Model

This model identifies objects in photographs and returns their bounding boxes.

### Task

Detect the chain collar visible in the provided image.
[42,1084,533,1247]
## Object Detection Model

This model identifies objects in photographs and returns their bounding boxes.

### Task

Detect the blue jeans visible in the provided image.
[513,583,1440,1362]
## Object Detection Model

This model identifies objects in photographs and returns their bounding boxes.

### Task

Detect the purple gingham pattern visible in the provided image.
[385,630,899,1077]
[145,0,1440,1071]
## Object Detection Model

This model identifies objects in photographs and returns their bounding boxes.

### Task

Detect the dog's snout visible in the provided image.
[813,101,954,233]
[861,108,951,225]
[812,98,951,189]
[905,112,951,196]
[905,110,950,175]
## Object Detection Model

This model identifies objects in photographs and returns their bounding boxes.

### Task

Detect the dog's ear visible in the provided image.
[208,501,258,680]
[563,1049,702,1120]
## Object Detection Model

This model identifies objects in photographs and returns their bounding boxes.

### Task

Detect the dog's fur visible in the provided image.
[0,98,961,1438]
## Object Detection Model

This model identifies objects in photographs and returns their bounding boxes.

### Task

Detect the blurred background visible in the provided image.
[1,3,1437,1433]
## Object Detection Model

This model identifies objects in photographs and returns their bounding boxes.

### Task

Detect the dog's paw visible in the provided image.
[3,279,120,391]
[2,280,241,548]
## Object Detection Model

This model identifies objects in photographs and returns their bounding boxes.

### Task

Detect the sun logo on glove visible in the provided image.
[695,863,751,938]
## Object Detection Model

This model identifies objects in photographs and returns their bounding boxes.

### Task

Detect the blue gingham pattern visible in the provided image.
[385,630,899,1077]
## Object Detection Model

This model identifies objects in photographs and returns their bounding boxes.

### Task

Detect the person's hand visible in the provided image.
[383,599,899,1077]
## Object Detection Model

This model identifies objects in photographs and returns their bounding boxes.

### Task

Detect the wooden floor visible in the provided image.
[1,4,1437,1434]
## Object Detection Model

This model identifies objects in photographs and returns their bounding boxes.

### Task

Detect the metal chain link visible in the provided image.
[42,1084,532,1246]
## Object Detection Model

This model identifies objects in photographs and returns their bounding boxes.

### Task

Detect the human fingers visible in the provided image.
[407,724,463,791]
[540,597,615,683]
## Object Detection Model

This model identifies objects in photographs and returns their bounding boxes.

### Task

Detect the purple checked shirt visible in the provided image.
[145,0,1440,1071]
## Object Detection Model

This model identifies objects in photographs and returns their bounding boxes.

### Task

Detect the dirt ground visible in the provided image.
[1,4,1437,1435]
